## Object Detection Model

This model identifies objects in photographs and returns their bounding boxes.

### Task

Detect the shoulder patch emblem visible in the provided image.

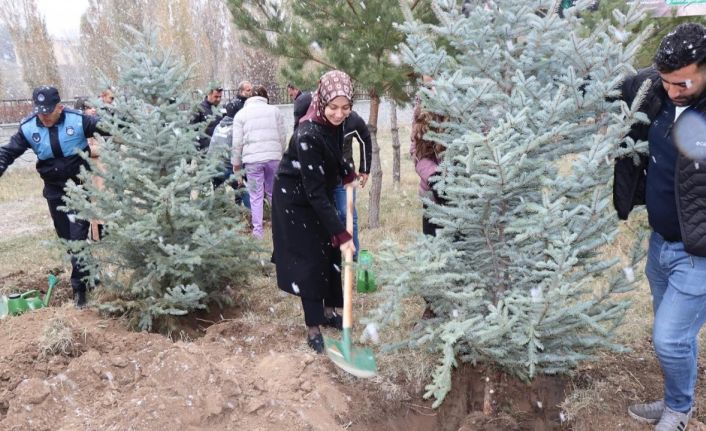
[66,126,75,136]
[32,132,41,143]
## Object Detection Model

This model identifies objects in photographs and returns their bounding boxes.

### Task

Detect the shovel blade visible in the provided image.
[324,335,377,379]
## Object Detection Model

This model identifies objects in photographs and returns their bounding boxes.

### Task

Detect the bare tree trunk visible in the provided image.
[367,91,382,229]
[390,98,400,190]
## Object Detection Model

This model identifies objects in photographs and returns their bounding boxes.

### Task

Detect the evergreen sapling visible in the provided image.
[64,28,260,331]
[367,0,652,407]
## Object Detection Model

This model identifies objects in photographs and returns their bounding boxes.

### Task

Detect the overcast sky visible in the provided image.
[36,0,88,38]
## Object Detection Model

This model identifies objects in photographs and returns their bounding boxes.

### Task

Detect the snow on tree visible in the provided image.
[63,27,260,332]
[366,0,652,407]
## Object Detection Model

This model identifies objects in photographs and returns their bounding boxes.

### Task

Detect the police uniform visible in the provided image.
[0,86,102,306]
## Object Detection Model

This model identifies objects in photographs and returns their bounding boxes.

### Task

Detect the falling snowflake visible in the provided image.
[300,142,309,150]
[291,282,300,294]
[291,160,301,169]
[281,188,287,193]
[530,287,543,303]
[309,41,322,53]
[363,323,379,344]
[623,266,635,282]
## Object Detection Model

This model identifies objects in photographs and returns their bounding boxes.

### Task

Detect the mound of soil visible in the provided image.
[0,303,573,431]
[1,307,358,431]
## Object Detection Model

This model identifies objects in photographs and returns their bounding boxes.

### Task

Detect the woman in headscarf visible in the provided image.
[271,70,357,353]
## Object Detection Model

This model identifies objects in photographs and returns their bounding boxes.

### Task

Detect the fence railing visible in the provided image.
[0,99,34,125]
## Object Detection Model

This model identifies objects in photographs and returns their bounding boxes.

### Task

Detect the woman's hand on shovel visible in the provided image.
[340,239,356,255]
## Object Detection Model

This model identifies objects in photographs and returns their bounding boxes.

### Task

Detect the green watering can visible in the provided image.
[356,250,377,293]
[0,274,59,319]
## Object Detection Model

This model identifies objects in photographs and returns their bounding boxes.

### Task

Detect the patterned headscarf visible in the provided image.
[299,70,353,127]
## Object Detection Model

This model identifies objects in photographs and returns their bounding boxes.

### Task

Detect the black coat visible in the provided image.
[226,95,247,118]
[271,120,354,300]
[343,111,372,174]
[190,98,222,151]
[293,95,371,174]
[614,67,706,256]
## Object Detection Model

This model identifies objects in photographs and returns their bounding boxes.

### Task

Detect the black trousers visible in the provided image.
[422,203,441,236]
[46,197,90,294]
[301,293,343,327]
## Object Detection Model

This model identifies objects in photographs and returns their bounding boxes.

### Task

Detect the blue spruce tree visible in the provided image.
[64,28,260,331]
[368,0,652,407]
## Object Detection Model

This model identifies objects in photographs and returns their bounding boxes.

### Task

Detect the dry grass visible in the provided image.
[560,379,614,423]
[0,167,44,204]
[38,316,76,359]
[0,167,63,277]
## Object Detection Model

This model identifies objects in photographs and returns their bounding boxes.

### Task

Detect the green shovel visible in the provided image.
[325,184,377,378]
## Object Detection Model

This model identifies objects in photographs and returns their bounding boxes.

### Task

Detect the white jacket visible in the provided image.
[231,96,286,166]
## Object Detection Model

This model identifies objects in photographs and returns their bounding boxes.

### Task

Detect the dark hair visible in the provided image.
[287,83,297,90]
[74,97,91,111]
[253,85,268,100]
[654,23,706,73]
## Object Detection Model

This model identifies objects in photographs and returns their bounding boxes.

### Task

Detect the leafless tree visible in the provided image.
[0,0,63,94]
[79,0,147,88]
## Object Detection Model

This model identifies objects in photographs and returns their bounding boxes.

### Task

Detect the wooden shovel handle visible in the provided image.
[343,185,354,329]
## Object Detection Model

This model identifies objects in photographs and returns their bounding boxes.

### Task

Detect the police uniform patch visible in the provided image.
[32,132,40,143]
[66,126,75,136]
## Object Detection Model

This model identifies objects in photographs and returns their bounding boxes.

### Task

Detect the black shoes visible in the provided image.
[74,291,87,309]
[322,312,343,330]
[307,333,325,354]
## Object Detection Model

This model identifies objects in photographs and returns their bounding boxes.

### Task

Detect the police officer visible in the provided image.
[0,86,103,308]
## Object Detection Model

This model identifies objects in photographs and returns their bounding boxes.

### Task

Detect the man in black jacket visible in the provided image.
[288,83,312,129]
[190,83,223,151]
[618,24,706,430]
[224,81,252,120]
[0,86,103,308]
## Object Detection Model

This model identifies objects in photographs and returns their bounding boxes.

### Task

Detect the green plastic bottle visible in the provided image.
[356,250,377,293]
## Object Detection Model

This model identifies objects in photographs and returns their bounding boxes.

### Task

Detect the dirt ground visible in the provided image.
[3,273,706,431]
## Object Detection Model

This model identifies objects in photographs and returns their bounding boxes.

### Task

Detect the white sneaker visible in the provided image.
[655,406,692,431]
